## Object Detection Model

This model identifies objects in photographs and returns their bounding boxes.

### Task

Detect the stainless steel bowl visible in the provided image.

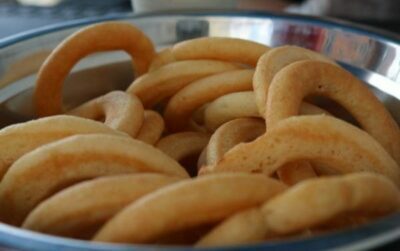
[0,11,399,251]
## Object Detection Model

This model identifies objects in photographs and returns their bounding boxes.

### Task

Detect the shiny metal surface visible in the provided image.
[0,11,399,251]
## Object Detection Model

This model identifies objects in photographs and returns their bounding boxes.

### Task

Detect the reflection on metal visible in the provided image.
[176,20,209,41]
[17,0,62,7]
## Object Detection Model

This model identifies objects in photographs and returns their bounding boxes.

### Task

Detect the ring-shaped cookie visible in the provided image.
[0,115,125,180]
[204,115,400,186]
[253,45,336,117]
[35,22,155,116]
[0,134,188,225]
[197,173,400,246]
[126,60,240,108]
[93,173,286,244]
[165,69,253,132]
[22,174,181,239]
[172,37,269,67]
[67,91,144,137]
[266,60,400,164]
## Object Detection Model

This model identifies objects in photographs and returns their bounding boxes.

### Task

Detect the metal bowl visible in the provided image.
[0,11,399,251]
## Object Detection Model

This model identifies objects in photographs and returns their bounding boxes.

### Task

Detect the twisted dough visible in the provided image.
[67,91,144,137]
[35,22,155,116]
[22,174,181,239]
[126,60,240,108]
[0,115,125,181]
[93,173,286,244]
[204,115,400,186]
[0,134,188,225]
[197,173,400,246]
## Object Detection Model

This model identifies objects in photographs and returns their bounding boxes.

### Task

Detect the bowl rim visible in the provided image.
[0,212,399,251]
[0,10,399,49]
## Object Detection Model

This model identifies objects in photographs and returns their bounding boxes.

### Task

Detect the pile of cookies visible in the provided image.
[0,22,399,247]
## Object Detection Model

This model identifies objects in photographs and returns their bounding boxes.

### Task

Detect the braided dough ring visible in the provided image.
[148,47,175,72]
[35,22,155,116]
[67,91,144,137]
[164,69,254,132]
[93,173,286,244]
[156,132,210,162]
[205,115,400,186]
[253,45,336,117]
[172,37,269,67]
[204,91,328,131]
[22,174,181,239]
[126,60,240,108]
[136,110,164,145]
[206,118,265,166]
[267,60,400,165]
[197,173,400,246]
[0,115,125,181]
[0,134,188,225]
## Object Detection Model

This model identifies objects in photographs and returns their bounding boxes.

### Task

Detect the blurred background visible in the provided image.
[0,0,399,39]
